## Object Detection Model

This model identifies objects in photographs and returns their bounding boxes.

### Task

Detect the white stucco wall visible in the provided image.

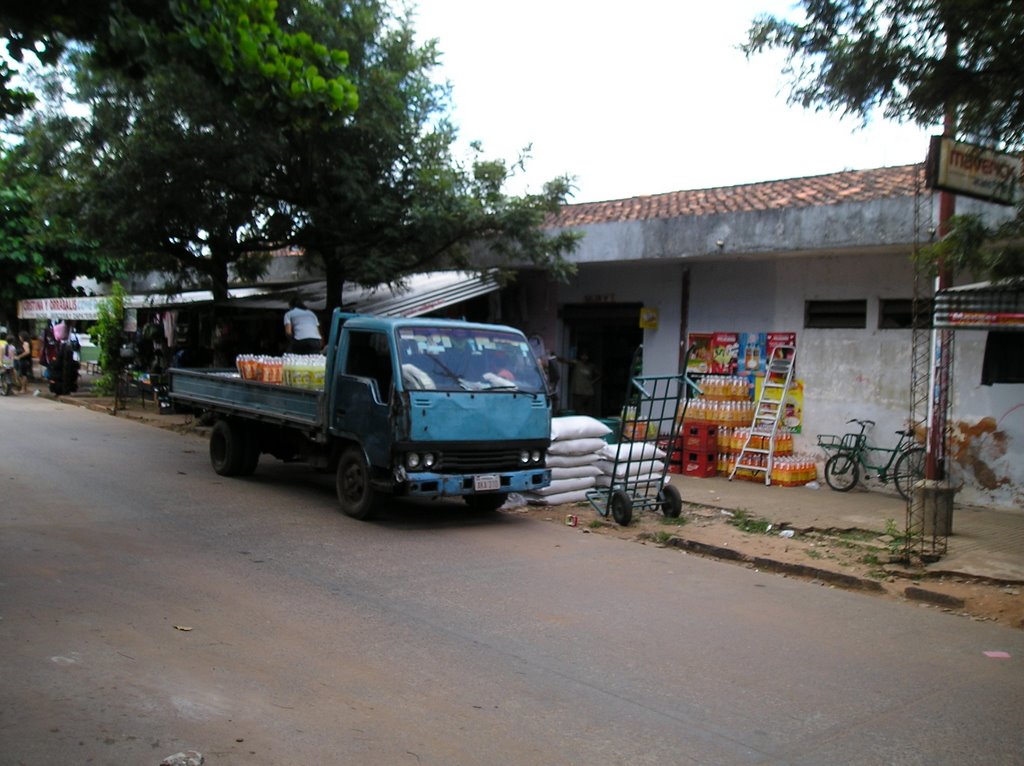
[684,252,1021,510]
[554,261,684,377]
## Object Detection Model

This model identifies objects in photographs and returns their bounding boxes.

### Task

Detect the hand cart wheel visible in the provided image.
[657,484,682,518]
[610,490,633,526]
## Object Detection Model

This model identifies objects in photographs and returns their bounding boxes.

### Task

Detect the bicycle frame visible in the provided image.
[819,419,925,500]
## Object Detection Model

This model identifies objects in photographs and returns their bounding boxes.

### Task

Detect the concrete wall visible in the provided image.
[524,191,1022,510]
[552,261,684,377]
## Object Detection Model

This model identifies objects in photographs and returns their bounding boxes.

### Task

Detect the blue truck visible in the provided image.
[168,312,552,519]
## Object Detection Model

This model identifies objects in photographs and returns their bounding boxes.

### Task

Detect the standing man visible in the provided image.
[283,297,322,354]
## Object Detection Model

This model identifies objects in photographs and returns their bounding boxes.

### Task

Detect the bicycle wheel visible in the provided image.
[824,453,860,492]
[893,447,926,501]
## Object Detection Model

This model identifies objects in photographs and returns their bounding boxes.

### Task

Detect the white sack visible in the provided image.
[551,415,612,441]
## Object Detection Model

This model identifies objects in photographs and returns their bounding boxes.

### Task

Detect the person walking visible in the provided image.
[14,330,33,393]
[283,298,323,354]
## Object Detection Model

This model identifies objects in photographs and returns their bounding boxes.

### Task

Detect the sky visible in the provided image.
[412,1,937,204]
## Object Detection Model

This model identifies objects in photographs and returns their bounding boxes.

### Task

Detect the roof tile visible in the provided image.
[551,164,925,227]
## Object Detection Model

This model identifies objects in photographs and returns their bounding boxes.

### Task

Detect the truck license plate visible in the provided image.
[473,474,501,492]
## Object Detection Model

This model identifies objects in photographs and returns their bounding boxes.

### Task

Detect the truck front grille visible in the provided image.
[438,447,532,473]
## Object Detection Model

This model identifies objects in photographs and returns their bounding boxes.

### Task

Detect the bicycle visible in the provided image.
[0,364,15,396]
[816,419,925,500]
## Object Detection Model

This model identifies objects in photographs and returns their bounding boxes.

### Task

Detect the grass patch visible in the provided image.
[654,531,674,545]
[659,516,688,527]
[728,509,774,535]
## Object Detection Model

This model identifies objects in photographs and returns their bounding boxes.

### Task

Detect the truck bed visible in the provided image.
[169,369,323,428]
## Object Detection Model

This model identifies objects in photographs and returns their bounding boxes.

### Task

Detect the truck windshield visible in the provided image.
[396,326,547,393]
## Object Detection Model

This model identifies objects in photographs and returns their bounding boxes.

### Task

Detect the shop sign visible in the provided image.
[926,136,1022,205]
[17,296,105,320]
[639,306,659,329]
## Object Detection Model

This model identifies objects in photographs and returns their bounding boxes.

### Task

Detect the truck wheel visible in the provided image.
[210,420,245,476]
[465,494,506,513]
[336,447,378,520]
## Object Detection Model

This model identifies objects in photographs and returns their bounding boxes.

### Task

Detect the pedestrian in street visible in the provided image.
[283,297,322,354]
[14,330,33,393]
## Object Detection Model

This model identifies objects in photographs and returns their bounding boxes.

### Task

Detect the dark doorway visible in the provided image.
[560,303,643,418]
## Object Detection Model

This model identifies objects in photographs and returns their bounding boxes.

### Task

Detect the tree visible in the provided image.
[743,1,1024,149]
[71,57,287,302]
[268,0,579,308]
[744,0,1024,281]
[0,0,358,118]
[0,102,126,323]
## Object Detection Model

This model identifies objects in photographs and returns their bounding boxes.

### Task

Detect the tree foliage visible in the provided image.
[0,0,358,118]
[266,0,578,306]
[3,0,579,317]
[744,0,1024,282]
[743,0,1024,149]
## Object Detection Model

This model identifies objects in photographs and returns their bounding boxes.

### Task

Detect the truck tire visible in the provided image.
[336,447,378,520]
[465,494,506,513]
[210,420,245,476]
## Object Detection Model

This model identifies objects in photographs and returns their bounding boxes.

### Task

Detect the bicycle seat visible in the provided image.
[896,428,915,437]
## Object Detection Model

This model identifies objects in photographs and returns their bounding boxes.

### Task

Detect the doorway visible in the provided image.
[560,303,643,418]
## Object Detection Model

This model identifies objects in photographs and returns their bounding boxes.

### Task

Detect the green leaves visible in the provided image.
[743,0,1024,150]
[171,0,358,113]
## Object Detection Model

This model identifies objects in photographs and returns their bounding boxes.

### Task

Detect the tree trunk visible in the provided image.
[324,254,345,314]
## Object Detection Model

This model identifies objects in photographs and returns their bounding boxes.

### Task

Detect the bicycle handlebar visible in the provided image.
[846,418,876,428]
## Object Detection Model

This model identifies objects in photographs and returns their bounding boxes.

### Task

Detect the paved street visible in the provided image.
[2,395,1022,765]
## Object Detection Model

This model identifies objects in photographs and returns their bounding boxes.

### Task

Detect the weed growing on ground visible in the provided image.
[728,509,773,534]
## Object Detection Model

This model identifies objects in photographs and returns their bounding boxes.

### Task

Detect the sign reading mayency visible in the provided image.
[926,136,1022,205]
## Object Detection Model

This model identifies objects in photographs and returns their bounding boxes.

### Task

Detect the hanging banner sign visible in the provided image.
[18,296,106,320]
[926,136,1022,205]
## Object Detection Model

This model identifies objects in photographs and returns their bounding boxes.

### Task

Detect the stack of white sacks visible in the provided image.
[524,415,672,506]
[594,440,668,490]
[523,416,611,506]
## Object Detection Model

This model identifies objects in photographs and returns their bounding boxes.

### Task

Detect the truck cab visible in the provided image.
[327,314,551,517]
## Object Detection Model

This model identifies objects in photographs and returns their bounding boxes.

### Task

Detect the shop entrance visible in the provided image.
[560,303,643,418]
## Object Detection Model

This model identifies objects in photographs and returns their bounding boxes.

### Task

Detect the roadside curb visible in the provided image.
[664,536,886,593]
[903,586,966,609]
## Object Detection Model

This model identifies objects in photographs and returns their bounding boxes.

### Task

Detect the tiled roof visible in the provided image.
[550,164,926,227]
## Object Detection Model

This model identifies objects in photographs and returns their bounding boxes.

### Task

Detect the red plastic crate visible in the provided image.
[683,451,717,478]
[681,423,718,453]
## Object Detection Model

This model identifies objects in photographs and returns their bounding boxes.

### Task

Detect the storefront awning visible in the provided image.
[344,270,500,317]
[934,281,1024,331]
[17,287,279,320]
[17,271,501,321]
[226,270,501,316]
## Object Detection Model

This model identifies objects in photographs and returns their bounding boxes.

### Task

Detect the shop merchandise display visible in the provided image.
[678,374,817,486]
[235,354,326,390]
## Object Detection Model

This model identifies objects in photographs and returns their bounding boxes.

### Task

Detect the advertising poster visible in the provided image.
[686,333,714,373]
[766,332,797,361]
[737,332,766,380]
[710,332,739,374]
[755,377,805,433]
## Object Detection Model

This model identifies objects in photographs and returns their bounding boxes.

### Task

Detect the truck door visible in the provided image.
[332,330,394,468]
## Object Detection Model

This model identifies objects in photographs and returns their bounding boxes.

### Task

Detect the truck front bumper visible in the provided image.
[398,467,551,498]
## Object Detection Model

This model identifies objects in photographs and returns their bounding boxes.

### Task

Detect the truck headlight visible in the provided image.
[406,452,421,469]
[423,453,436,468]
[519,449,530,464]
[531,450,543,463]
